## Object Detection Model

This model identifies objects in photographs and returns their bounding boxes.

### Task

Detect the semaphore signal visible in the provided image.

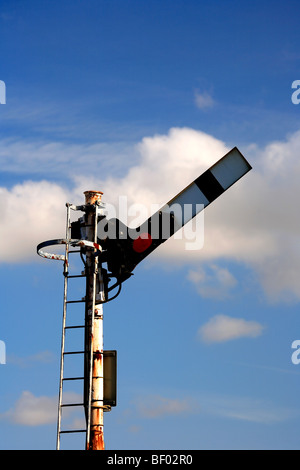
[37,146,252,450]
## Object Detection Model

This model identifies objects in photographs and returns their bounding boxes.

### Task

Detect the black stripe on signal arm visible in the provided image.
[194,169,225,203]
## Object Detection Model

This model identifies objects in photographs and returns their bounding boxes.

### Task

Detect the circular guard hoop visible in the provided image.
[37,239,101,261]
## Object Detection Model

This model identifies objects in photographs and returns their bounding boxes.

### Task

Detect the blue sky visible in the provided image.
[1,0,300,450]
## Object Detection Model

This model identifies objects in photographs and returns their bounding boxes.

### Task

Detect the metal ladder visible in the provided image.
[56,203,96,450]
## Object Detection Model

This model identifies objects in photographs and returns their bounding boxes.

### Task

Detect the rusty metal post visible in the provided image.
[83,190,105,450]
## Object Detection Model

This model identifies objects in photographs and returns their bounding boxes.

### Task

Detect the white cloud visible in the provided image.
[2,391,57,426]
[203,393,296,424]
[2,126,300,302]
[1,390,82,426]
[98,126,228,209]
[0,137,136,178]
[188,264,237,299]
[194,90,215,109]
[198,314,264,343]
[7,350,55,368]
[136,394,195,419]
[0,180,69,262]
[133,390,293,425]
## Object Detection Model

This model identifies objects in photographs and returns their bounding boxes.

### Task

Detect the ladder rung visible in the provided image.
[67,274,86,278]
[65,325,85,329]
[63,377,84,381]
[63,351,85,355]
[66,300,85,304]
[59,429,86,434]
[68,250,81,253]
[61,403,84,407]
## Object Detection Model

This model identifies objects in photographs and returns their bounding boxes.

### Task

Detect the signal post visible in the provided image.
[83,190,105,450]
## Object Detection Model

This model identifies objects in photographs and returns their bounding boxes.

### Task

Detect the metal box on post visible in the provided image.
[103,350,117,407]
